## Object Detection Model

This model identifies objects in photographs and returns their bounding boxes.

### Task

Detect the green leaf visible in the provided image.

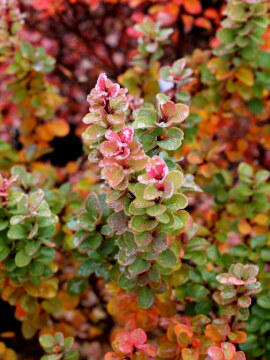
[77,213,96,231]
[217,28,235,44]
[238,295,251,308]
[156,93,170,105]
[42,298,62,314]
[20,42,33,58]
[238,162,253,180]
[67,278,88,296]
[156,249,177,268]
[37,201,51,217]
[187,284,209,300]
[175,91,190,103]
[7,224,27,239]
[12,88,28,104]
[261,248,270,261]
[15,250,31,267]
[65,350,79,360]
[0,219,8,231]
[146,204,166,217]
[85,193,102,223]
[157,127,184,150]
[165,170,183,189]
[228,5,246,22]
[39,334,55,348]
[138,287,154,309]
[29,261,44,276]
[73,230,87,248]
[221,285,237,299]
[37,247,55,264]
[184,251,207,265]
[25,240,41,256]
[255,170,270,182]
[11,22,22,35]
[29,189,44,210]
[130,215,158,232]
[230,244,249,257]
[76,259,98,277]
[163,193,188,211]
[6,63,19,75]
[160,66,171,80]
[152,232,169,252]
[84,233,102,249]
[247,98,263,114]
[258,294,270,309]
[0,247,10,262]
[251,235,267,249]
[133,108,157,128]
[143,186,161,200]
[118,274,137,290]
[135,232,152,247]
[128,256,150,275]
[258,51,270,69]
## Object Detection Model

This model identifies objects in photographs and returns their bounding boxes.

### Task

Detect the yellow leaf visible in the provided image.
[235,67,254,86]
[253,213,269,226]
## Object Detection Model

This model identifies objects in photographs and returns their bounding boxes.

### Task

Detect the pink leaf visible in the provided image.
[130,328,147,346]
[235,352,246,360]
[101,164,125,187]
[137,344,157,357]
[237,295,251,308]
[120,127,134,144]
[170,103,189,124]
[216,274,244,286]
[105,130,121,143]
[96,73,107,91]
[100,141,121,157]
[108,83,120,98]
[146,156,169,182]
[115,332,131,343]
[115,147,130,160]
[118,340,133,354]
[207,347,225,360]
[221,342,236,360]
[162,101,177,118]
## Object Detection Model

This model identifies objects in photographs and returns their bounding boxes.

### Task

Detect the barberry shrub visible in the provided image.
[0,0,269,359]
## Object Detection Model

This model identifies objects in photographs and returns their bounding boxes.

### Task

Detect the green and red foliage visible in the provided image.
[0,0,269,359]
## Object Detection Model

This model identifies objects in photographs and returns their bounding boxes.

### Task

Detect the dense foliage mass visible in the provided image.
[0,0,269,359]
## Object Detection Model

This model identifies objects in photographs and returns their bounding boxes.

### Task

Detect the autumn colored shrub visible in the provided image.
[0,0,269,359]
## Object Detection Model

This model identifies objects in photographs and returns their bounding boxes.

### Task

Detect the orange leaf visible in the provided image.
[237,139,248,153]
[187,152,203,165]
[183,0,202,15]
[228,331,247,344]
[194,17,212,31]
[204,8,219,20]
[238,219,251,235]
[37,124,54,142]
[205,325,224,342]
[66,161,79,174]
[47,119,70,137]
